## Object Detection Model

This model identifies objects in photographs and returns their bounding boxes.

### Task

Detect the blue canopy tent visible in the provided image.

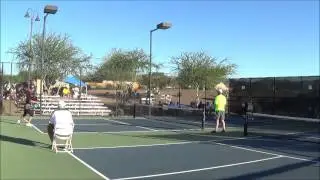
[64,75,87,94]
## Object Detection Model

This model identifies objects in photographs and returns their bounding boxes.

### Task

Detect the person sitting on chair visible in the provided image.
[47,100,74,145]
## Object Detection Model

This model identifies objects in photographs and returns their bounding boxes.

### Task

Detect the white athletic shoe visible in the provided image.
[26,123,32,127]
[17,120,21,124]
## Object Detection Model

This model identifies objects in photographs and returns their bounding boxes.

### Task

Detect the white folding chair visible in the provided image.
[51,124,74,153]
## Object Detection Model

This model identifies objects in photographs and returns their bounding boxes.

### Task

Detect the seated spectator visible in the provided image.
[62,87,71,98]
[47,100,74,144]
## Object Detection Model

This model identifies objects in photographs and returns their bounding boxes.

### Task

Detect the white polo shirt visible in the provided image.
[49,109,74,134]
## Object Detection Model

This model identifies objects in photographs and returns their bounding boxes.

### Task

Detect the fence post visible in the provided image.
[79,67,82,117]
[272,77,276,115]
[0,63,3,114]
[202,84,206,130]
[10,62,13,114]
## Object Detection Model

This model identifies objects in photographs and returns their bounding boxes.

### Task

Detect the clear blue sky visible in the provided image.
[1,0,319,78]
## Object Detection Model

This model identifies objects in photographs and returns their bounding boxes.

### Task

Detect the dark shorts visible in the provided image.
[23,105,34,117]
[215,111,225,120]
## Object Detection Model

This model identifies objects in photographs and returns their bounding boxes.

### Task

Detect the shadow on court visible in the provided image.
[220,157,319,180]
[127,131,320,160]
[0,134,50,149]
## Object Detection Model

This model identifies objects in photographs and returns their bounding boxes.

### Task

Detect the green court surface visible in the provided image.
[0,116,245,179]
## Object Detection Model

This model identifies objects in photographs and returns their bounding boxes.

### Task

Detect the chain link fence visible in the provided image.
[228,76,320,118]
[0,61,35,115]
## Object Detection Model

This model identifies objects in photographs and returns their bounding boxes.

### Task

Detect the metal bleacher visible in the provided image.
[34,94,111,116]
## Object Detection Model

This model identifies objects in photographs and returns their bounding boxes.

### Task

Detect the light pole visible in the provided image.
[39,5,58,115]
[24,8,40,89]
[148,22,171,117]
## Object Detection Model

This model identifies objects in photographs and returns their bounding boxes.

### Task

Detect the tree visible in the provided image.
[171,51,237,101]
[138,72,173,90]
[88,48,160,84]
[8,33,92,87]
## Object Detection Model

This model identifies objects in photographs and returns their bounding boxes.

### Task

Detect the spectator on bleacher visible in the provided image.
[47,100,74,144]
[73,86,79,99]
[63,87,70,98]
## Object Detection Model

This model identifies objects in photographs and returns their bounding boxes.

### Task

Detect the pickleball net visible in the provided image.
[242,112,320,143]
[122,103,319,142]
[124,103,210,130]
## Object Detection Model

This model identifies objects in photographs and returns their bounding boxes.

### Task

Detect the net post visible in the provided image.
[202,109,205,130]
[202,84,206,130]
[244,112,248,136]
[133,92,136,118]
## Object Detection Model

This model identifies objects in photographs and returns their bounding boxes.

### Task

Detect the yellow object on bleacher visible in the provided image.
[63,88,70,95]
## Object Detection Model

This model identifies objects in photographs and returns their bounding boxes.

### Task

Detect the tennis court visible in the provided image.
[1,113,319,180]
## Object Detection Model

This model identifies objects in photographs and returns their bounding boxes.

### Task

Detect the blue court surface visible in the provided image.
[71,138,319,180]
[31,117,320,180]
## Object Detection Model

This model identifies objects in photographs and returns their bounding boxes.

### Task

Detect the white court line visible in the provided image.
[307,136,320,140]
[285,131,318,135]
[73,135,260,150]
[74,141,194,150]
[31,124,45,134]
[73,128,201,134]
[68,152,110,180]
[105,118,158,131]
[113,156,283,180]
[214,142,320,163]
[35,123,113,126]
[105,119,130,125]
[135,126,157,131]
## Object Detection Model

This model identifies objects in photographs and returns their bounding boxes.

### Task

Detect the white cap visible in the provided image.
[218,89,223,94]
[58,100,66,108]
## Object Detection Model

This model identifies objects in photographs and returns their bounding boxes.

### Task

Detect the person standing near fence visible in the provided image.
[212,89,227,133]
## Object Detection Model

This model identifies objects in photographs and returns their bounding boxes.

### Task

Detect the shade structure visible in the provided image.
[64,75,87,87]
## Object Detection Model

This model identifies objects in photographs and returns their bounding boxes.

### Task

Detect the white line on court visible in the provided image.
[107,118,159,131]
[105,119,130,125]
[35,123,114,126]
[74,141,194,150]
[72,128,201,134]
[112,156,283,180]
[31,124,45,134]
[68,152,110,180]
[307,136,320,140]
[213,142,320,163]
[135,126,157,131]
[73,135,260,150]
